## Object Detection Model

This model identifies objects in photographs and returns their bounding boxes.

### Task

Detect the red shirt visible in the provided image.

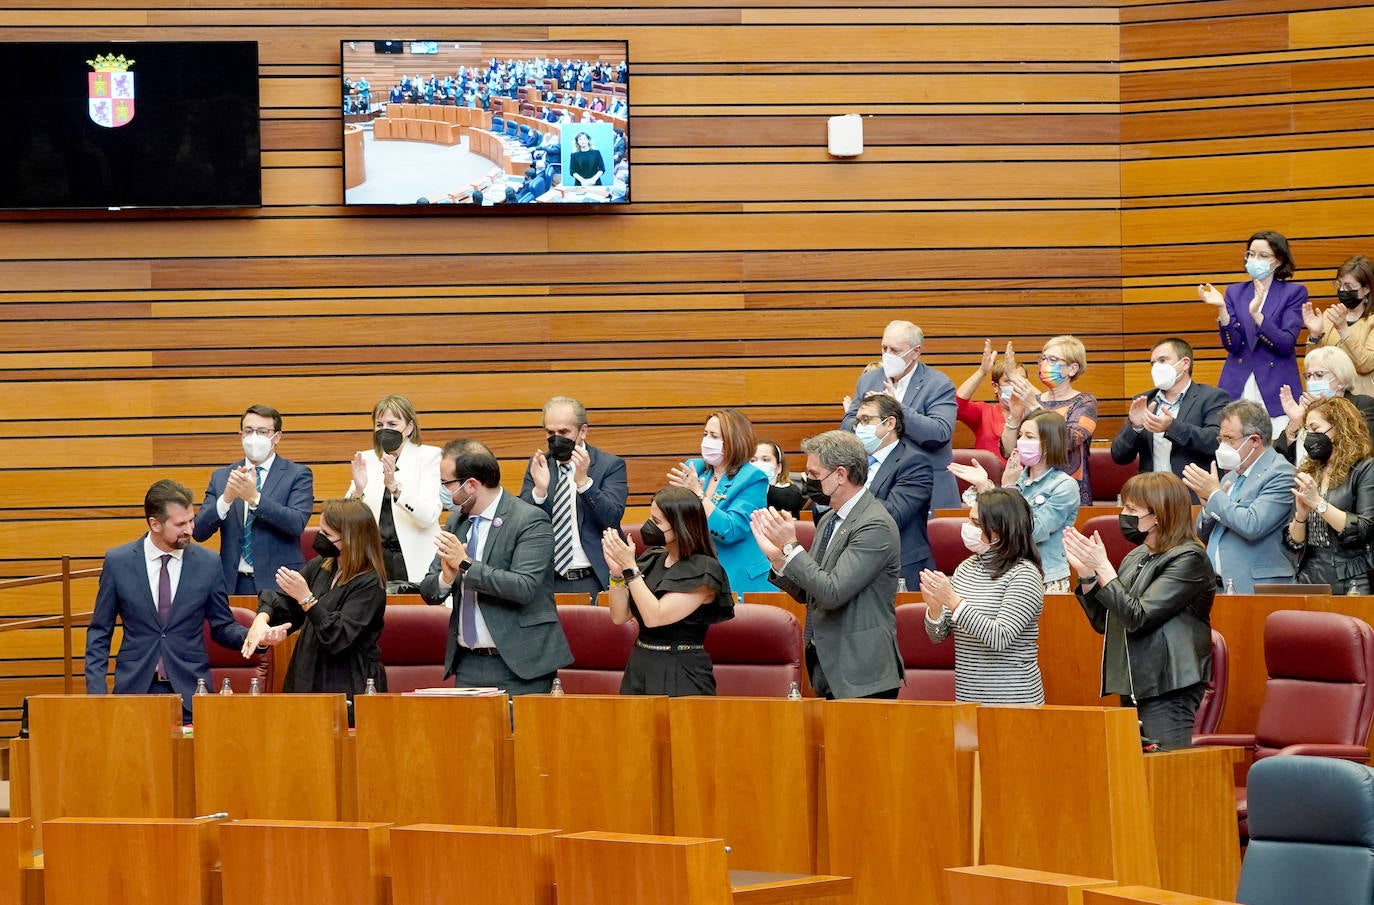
[956,396,1008,461]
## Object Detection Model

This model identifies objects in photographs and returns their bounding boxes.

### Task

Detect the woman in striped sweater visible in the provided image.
[920,488,1046,704]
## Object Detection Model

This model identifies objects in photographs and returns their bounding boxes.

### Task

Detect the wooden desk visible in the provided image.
[1083,887,1236,905]
[0,817,35,905]
[219,819,391,905]
[44,816,222,905]
[389,824,559,905]
[1141,747,1242,899]
[947,865,1117,905]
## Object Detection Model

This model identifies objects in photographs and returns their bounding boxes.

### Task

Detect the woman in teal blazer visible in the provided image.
[668,408,773,592]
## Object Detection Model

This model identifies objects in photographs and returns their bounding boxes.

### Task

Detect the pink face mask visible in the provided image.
[1016,438,1042,467]
[700,436,725,467]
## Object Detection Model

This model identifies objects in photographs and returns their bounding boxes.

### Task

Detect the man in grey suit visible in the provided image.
[420,441,573,694]
[1184,400,1297,593]
[751,430,903,699]
[841,320,960,509]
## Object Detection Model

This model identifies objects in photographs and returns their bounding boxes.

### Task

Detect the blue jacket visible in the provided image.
[192,456,314,593]
[690,459,772,593]
[519,443,628,590]
[866,439,934,588]
[1196,446,1297,592]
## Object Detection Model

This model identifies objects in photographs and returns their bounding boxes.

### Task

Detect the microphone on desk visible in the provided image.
[197,812,230,820]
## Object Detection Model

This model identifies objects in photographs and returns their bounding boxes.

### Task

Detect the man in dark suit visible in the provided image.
[1110,338,1229,494]
[751,431,904,699]
[519,396,628,597]
[854,394,934,589]
[85,479,273,722]
[192,404,315,595]
[421,442,573,694]
[840,319,960,509]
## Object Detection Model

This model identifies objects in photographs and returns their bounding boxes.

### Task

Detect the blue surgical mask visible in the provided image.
[439,485,456,511]
[1306,379,1335,398]
[999,385,1014,403]
[854,423,883,454]
[1245,258,1273,280]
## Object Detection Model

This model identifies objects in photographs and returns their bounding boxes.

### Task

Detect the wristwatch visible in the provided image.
[781,541,802,557]
[622,567,642,582]
[459,559,474,573]
[1317,500,1329,515]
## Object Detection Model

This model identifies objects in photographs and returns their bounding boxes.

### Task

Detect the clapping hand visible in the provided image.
[979,339,996,373]
[1062,527,1112,580]
[275,567,310,603]
[380,452,399,491]
[918,569,959,614]
[666,462,703,496]
[947,460,994,493]
[434,530,470,583]
[1197,282,1224,308]
[1140,404,1174,434]
[569,444,592,486]
[1292,472,1321,515]
[750,507,798,562]
[1128,396,1150,430]
[529,450,551,496]
[1181,461,1222,503]
[241,614,293,657]
[350,451,369,494]
[1301,300,1326,337]
[601,528,638,572]
[224,465,257,504]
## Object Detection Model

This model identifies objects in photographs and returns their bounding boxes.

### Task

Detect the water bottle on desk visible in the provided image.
[194,678,209,696]
[364,678,378,695]
[219,678,234,695]
[787,681,802,701]
[1225,578,1235,595]
[249,678,262,695]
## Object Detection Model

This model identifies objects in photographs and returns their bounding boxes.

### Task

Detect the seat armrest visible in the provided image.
[1192,733,1255,748]
[1275,744,1371,761]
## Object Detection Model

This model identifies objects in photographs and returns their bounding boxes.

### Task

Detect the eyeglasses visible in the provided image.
[1217,433,1251,444]
[1334,281,1364,293]
[439,477,464,488]
[1304,370,1333,381]
[1039,354,1067,364]
[1244,250,1276,261]
[240,428,277,437]
[854,415,886,426]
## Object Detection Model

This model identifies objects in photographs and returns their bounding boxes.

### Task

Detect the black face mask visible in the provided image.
[1118,513,1150,545]
[640,520,667,547]
[547,435,577,463]
[375,428,405,454]
[1304,431,1334,463]
[1338,288,1364,307]
[312,531,341,559]
[803,476,831,507]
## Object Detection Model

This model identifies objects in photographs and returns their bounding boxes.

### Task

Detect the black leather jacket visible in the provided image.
[1075,540,1215,701]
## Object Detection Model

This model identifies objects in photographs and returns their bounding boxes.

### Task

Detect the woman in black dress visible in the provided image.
[752,439,806,518]
[243,498,388,699]
[602,487,734,696]
[569,131,605,186]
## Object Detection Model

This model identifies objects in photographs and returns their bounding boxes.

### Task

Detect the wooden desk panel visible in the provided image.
[826,701,978,905]
[514,695,669,835]
[390,824,559,905]
[947,865,1117,905]
[1141,748,1241,900]
[219,819,391,905]
[194,695,348,821]
[353,694,512,826]
[1083,887,1236,905]
[553,831,732,905]
[0,817,34,905]
[978,706,1160,888]
[669,697,820,873]
[44,817,221,905]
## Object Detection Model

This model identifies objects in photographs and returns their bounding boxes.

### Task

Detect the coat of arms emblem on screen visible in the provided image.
[88,53,135,128]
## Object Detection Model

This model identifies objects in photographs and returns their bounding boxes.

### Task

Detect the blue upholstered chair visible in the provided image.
[1237,755,1374,905]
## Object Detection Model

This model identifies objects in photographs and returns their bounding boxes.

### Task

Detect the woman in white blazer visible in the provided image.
[346,394,442,584]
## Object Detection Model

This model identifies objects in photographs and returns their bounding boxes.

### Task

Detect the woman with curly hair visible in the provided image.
[1283,395,1374,593]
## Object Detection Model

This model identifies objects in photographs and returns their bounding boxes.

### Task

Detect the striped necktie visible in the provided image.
[552,464,576,574]
[241,466,265,567]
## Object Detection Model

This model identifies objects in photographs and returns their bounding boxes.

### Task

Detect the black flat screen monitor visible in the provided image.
[0,41,261,211]
[341,39,629,208]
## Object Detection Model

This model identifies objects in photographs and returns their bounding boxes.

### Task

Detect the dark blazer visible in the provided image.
[842,360,960,508]
[1110,381,1230,481]
[866,439,935,588]
[1217,279,1308,416]
[84,537,248,716]
[1274,391,1374,464]
[419,492,574,681]
[1076,540,1215,701]
[770,490,904,698]
[192,455,314,593]
[519,443,628,589]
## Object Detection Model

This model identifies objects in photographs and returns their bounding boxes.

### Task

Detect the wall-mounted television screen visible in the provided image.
[341,40,629,208]
[0,41,261,211]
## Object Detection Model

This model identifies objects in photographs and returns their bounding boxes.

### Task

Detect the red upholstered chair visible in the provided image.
[704,603,801,696]
[206,606,273,693]
[927,517,971,575]
[1195,610,1374,832]
[894,603,955,701]
[1080,514,1135,570]
[1088,447,1138,504]
[951,448,1005,497]
[626,525,645,558]
[1192,629,1229,736]
[376,604,452,693]
[300,526,320,563]
[556,604,638,694]
[794,520,816,552]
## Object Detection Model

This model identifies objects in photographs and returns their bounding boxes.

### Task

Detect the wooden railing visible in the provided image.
[0,558,100,697]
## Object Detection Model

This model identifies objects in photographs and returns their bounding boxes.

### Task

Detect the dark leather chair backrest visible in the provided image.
[927,517,971,576]
[205,605,272,693]
[376,605,451,693]
[556,604,637,694]
[1080,514,1136,571]
[1237,755,1374,905]
[1089,447,1138,504]
[951,448,1005,496]
[704,603,800,697]
[1256,610,1374,756]
[894,603,956,701]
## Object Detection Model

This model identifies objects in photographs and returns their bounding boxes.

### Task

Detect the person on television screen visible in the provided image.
[570,132,605,187]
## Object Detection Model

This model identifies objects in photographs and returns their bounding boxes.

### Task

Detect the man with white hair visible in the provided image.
[841,320,959,508]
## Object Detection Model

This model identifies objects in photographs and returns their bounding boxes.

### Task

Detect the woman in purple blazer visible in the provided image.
[1198,229,1307,436]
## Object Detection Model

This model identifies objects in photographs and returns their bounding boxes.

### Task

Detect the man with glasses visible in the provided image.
[853,394,934,589]
[1111,337,1229,496]
[751,430,903,699]
[1183,399,1296,593]
[192,404,315,595]
[841,319,959,508]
